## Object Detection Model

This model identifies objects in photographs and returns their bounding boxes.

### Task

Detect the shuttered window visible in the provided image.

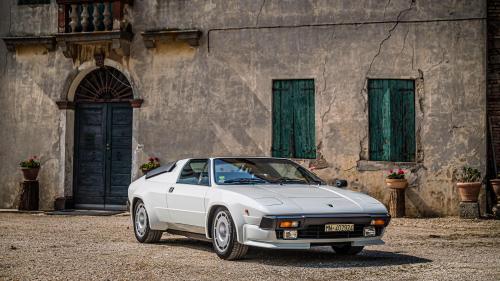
[272,79,316,159]
[368,79,415,162]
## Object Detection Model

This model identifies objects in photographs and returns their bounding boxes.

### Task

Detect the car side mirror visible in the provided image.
[335,179,348,188]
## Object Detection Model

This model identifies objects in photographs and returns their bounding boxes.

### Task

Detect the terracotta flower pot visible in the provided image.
[141,168,152,175]
[385,178,408,189]
[456,182,481,202]
[490,179,500,198]
[21,167,40,181]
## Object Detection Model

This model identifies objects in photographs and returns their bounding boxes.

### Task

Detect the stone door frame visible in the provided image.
[56,59,140,207]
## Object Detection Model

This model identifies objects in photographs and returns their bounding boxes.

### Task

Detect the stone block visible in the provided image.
[493,204,500,219]
[459,202,480,219]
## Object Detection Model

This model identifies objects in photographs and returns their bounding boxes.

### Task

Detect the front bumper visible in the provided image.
[241,213,390,249]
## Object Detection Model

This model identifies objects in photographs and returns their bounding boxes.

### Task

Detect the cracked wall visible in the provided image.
[0,0,487,216]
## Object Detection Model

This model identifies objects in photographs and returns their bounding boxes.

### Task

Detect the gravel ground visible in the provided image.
[0,213,499,281]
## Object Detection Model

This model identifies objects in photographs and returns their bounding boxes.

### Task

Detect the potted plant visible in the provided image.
[19,156,41,181]
[385,169,408,189]
[140,157,160,175]
[490,173,500,200]
[456,166,482,202]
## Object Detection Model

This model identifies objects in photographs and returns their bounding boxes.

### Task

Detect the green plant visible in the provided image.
[386,169,406,179]
[20,156,40,169]
[457,166,481,183]
[140,157,160,171]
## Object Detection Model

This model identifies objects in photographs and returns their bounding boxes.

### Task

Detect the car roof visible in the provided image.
[179,156,290,161]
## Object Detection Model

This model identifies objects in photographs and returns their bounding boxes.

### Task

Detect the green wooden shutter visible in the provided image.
[272,80,294,158]
[369,80,392,161]
[390,80,415,162]
[293,80,316,158]
[272,79,316,159]
[369,79,415,162]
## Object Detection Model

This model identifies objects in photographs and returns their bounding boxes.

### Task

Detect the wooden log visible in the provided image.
[389,188,405,218]
[18,181,39,211]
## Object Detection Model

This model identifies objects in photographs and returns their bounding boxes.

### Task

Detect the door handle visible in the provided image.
[168,187,175,193]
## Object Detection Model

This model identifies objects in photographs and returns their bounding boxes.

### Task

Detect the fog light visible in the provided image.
[279,221,300,228]
[363,226,376,237]
[283,230,298,239]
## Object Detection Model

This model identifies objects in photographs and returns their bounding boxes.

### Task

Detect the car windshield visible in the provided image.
[213,158,325,185]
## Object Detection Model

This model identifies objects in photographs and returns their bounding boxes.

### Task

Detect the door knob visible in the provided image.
[168,187,175,193]
[106,143,110,151]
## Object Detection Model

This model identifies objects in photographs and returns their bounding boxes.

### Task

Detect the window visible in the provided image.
[213,158,325,185]
[368,79,415,162]
[18,0,50,5]
[272,79,316,159]
[177,159,210,186]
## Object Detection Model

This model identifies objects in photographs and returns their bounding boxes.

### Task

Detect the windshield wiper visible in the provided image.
[222,178,267,184]
[308,179,323,185]
[273,177,309,184]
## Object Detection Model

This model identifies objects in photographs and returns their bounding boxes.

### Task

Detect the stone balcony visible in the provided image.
[55,0,134,58]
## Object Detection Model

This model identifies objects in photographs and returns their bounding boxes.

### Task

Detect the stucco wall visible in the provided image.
[0,0,487,216]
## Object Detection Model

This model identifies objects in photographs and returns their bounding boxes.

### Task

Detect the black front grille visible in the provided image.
[276,225,383,239]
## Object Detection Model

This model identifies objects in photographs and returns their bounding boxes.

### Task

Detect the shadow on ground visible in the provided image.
[157,237,432,268]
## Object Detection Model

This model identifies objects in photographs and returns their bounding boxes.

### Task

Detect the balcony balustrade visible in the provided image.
[57,0,133,33]
[55,0,134,58]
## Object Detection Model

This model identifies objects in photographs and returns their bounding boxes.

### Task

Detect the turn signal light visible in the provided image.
[279,221,299,228]
[371,219,386,226]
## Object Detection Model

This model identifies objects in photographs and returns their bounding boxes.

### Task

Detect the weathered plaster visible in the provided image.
[0,0,487,216]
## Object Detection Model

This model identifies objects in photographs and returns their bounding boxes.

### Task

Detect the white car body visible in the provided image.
[128,157,390,250]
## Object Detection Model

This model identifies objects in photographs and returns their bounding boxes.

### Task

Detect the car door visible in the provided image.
[166,159,210,231]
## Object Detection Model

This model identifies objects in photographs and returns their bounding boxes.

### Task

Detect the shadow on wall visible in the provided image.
[405,188,439,217]
[156,237,432,268]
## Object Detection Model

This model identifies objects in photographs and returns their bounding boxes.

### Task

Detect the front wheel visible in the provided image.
[331,244,364,255]
[212,208,248,260]
[133,200,162,243]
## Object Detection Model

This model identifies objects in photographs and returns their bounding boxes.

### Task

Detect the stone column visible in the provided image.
[56,101,75,209]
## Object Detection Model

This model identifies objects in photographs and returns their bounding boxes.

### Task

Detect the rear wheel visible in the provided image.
[133,200,162,243]
[331,244,364,255]
[212,207,248,260]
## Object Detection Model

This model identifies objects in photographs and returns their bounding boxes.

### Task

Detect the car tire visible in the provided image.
[211,207,248,260]
[331,244,364,255]
[133,200,162,243]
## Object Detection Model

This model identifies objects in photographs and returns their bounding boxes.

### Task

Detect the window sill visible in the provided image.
[356,160,421,171]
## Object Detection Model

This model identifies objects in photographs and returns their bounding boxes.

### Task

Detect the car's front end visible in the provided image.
[241,212,390,249]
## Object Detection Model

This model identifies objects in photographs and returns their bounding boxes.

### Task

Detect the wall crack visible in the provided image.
[256,0,266,26]
[319,25,336,142]
[358,0,415,162]
[366,0,415,76]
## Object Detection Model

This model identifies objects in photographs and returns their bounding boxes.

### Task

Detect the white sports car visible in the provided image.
[128,157,390,260]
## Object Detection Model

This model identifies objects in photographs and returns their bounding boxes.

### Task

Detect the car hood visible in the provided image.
[221,184,387,214]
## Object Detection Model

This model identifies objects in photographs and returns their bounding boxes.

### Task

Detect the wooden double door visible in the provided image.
[74,103,132,210]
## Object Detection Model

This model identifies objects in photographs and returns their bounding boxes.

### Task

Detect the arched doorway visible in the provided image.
[73,67,133,210]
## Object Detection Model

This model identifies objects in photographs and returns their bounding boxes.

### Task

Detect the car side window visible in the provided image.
[177,159,210,186]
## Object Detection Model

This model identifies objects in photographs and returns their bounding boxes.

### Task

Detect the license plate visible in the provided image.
[325,224,354,232]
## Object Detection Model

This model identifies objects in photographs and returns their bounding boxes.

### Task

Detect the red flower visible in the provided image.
[389,169,394,174]
[398,169,405,175]
[33,156,37,159]
[148,157,154,162]
[154,157,159,162]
